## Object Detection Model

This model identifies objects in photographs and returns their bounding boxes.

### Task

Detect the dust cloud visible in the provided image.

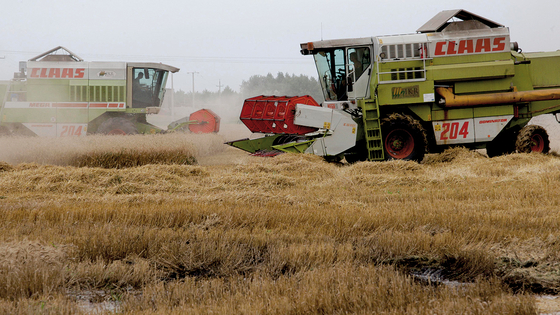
[0,133,232,167]
[150,93,252,142]
[0,93,254,167]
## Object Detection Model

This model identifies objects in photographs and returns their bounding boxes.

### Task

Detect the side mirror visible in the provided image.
[144,69,150,80]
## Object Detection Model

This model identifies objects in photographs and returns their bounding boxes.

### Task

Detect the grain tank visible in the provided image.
[229,10,560,161]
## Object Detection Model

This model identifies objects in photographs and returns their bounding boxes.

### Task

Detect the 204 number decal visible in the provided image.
[440,121,469,140]
[60,125,84,137]
[433,119,474,145]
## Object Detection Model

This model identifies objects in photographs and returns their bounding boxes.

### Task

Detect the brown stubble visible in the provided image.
[1,142,559,313]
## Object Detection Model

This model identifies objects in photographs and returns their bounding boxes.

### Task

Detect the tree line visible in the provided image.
[168,72,324,109]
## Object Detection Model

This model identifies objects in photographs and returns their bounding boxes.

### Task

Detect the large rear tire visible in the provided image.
[382,114,427,162]
[515,125,550,154]
[97,117,139,135]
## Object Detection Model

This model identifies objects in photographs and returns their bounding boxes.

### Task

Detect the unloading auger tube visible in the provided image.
[436,87,560,108]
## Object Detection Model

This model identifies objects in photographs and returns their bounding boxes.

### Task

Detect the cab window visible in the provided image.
[347,47,371,81]
[132,68,168,108]
[313,49,347,101]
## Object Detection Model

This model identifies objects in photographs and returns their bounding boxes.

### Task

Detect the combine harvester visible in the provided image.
[0,46,219,137]
[229,10,560,162]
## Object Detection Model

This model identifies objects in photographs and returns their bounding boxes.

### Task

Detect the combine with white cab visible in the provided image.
[228,10,560,162]
[0,46,219,137]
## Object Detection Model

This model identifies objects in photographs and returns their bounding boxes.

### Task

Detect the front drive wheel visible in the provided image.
[382,114,427,162]
[515,125,550,154]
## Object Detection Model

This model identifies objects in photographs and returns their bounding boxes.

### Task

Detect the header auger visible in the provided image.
[228,9,560,162]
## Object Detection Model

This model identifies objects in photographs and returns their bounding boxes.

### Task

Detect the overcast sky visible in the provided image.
[0,0,558,93]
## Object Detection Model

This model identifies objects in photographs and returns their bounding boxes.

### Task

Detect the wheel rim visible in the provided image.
[107,129,127,135]
[530,134,545,152]
[385,129,414,159]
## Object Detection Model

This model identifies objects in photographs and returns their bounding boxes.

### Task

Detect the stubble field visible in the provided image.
[1,125,560,314]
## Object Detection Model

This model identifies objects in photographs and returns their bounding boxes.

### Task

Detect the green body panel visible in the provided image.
[509,63,534,91]
[26,79,70,102]
[509,117,531,129]
[432,108,473,121]
[428,52,512,66]
[523,51,560,88]
[510,51,560,118]
[526,100,560,117]
[426,60,514,82]
[455,78,513,94]
[406,104,432,121]
[473,105,514,118]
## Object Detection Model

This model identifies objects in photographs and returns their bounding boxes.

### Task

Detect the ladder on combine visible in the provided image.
[359,99,384,161]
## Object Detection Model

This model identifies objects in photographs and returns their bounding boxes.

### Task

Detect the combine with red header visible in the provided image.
[228,10,560,162]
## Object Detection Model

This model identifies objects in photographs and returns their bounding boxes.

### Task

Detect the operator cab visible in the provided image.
[127,63,179,109]
[301,38,374,103]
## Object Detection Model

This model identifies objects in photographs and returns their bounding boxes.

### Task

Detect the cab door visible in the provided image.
[346,46,372,100]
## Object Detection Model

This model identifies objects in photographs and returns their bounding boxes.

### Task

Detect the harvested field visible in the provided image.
[1,132,560,314]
